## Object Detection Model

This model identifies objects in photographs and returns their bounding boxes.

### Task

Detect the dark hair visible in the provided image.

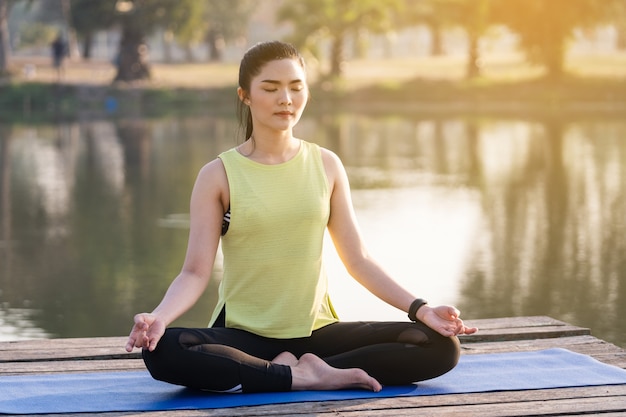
[237,41,306,140]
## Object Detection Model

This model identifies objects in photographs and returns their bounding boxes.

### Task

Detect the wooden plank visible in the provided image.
[2,336,624,375]
[2,337,624,378]
[459,324,590,342]
[0,317,575,354]
[325,397,626,417]
[0,317,623,417]
[0,336,128,351]
[0,337,138,362]
[214,386,626,417]
[5,386,624,417]
[0,316,590,362]
[462,315,571,329]
[0,359,147,375]
[461,335,626,368]
[460,316,590,343]
[0,325,591,362]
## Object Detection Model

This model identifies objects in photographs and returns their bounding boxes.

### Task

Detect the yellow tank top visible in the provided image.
[210,140,339,338]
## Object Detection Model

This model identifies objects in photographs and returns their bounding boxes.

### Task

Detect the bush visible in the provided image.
[16,23,58,50]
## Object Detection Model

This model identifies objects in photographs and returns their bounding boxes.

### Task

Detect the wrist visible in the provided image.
[407,298,428,322]
[416,304,431,322]
[149,310,170,327]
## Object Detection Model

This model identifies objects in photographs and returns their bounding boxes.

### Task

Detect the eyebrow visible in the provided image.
[260,79,304,85]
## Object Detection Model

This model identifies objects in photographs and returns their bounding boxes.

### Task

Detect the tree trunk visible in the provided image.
[0,0,10,75]
[162,31,173,63]
[0,126,13,260]
[114,19,151,82]
[428,21,444,56]
[617,22,626,50]
[352,29,367,59]
[184,44,195,63]
[544,42,565,80]
[206,29,223,62]
[329,34,345,78]
[82,32,93,60]
[60,0,80,60]
[466,33,481,79]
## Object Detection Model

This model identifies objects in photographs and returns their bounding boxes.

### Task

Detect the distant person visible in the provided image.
[125,40,477,393]
[51,34,68,81]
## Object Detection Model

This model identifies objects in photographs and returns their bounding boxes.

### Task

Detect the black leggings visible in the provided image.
[142,320,460,393]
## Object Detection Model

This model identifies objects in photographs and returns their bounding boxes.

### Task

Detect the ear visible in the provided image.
[237,87,249,105]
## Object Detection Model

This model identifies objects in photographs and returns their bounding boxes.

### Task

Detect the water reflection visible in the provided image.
[0,113,624,347]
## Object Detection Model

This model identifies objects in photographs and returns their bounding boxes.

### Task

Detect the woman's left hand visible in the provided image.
[418,305,478,337]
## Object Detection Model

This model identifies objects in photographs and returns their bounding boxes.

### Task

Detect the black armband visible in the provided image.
[408,298,428,321]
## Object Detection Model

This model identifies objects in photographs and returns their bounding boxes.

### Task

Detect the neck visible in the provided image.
[238,131,300,165]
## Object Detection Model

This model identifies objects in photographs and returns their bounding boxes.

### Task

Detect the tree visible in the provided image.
[69,0,116,59]
[0,0,11,76]
[396,0,450,56]
[398,0,495,79]
[111,0,200,82]
[278,0,401,78]
[114,1,151,82]
[608,0,626,50]
[492,0,614,78]
[456,0,492,79]
[160,0,205,62]
[203,0,255,62]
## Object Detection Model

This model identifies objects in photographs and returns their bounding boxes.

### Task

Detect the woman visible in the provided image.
[125,41,477,393]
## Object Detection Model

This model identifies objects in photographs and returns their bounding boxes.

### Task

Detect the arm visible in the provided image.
[125,159,229,351]
[321,149,476,337]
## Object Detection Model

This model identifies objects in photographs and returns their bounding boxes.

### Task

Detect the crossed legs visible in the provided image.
[142,321,459,393]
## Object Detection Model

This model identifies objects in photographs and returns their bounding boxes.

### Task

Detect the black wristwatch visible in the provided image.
[408,298,428,321]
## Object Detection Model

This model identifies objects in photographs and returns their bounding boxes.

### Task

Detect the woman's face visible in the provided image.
[242,58,308,135]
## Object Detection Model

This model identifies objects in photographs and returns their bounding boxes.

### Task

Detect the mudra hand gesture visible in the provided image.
[125,313,165,352]
[418,305,478,337]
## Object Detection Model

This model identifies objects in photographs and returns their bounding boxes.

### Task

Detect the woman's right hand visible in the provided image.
[125,313,166,352]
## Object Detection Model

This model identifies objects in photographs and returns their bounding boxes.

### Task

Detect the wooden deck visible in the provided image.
[1,316,626,416]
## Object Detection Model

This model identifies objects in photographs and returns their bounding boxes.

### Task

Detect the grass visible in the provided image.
[1,51,625,122]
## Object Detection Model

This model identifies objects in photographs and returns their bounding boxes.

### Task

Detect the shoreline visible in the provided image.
[1,54,625,122]
[2,79,626,123]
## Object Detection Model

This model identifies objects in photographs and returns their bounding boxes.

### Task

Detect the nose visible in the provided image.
[278,88,292,105]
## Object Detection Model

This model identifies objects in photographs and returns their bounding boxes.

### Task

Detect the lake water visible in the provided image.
[0,112,625,348]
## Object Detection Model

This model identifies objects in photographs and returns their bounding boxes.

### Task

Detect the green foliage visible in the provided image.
[278,0,402,77]
[68,0,207,42]
[203,0,256,42]
[69,0,116,35]
[418,0,494,78]
[491,0,616,77]
[16,22,58,48]
[0,82,78,121]
[165,0,206,45]
[279,0,400,45]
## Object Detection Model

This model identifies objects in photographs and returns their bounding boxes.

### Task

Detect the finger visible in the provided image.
[133,313,143,324]
[437,323,456,337]
[464,326,479,334]
[125,336,137,352]
[148,335,159,352]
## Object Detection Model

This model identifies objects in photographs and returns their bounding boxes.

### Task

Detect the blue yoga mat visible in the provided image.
[2,348,626,415]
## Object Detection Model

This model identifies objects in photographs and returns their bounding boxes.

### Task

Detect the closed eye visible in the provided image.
[261,79,305,90]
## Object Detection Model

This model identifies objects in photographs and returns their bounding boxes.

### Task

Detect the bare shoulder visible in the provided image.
[319,147,348,186]
[198,157,227,179]
[319,146,341,164]
[193,157,229,210]
[319,146,345,175]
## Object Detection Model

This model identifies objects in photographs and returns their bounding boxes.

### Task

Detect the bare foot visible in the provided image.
[272,351,298,366]
[290,353,382,392]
